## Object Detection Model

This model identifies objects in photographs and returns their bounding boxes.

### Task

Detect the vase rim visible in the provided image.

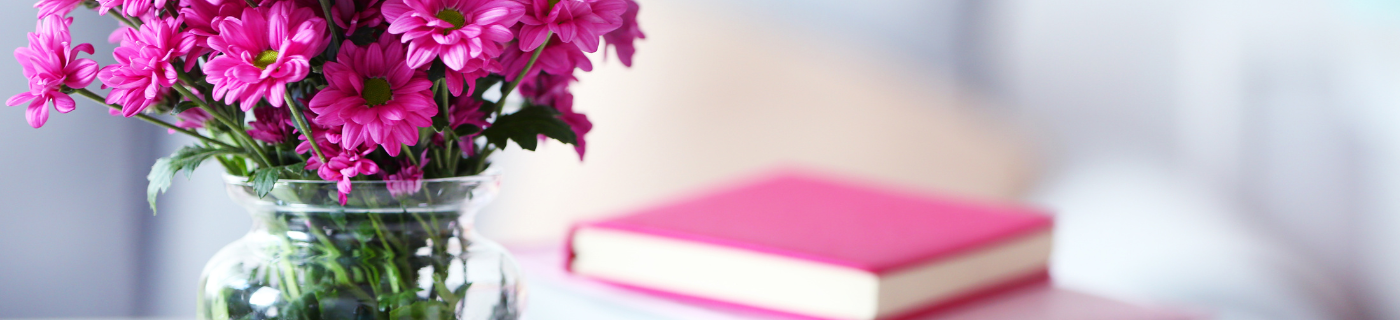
[221,168,502,186]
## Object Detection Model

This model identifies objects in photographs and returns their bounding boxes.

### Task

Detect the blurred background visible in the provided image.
[3,0,1400,319]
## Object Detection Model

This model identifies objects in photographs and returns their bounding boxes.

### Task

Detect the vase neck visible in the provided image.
[247,209,477,247]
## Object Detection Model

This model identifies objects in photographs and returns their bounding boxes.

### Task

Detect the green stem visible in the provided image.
[284,89,329,165]
[244,0,257,7]
[473,146,495,175]
[171,83,275,168]
[495,33,552,114]
[433,79,460,174]
[110,12,140,29]
[296,215,353,286]
[402,145,420,167]
[318,0,342,45]
[277,249,302,298]
[71,88,238,149]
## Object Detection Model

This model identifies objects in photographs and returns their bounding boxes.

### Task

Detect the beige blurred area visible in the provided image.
[480,0,1038,245]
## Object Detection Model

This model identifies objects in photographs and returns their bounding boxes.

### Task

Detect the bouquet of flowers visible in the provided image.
[13,0,643,319]
[12,0,644,207]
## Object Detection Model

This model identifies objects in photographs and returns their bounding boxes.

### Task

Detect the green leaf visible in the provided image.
[481,104,577,151]
[432,114,449,133]
[329,210,348,228]
[433,274,460,307]
[172,101,199,115]
[146,145,241,213]
[389,301,451,320]
[451,281,472,309]
[170,145,239,179]
[453,124,481,137]
[146,158,175,214]
[250,167,279,198]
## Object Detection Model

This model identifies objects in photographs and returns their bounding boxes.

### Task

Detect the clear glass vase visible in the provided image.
[198,172,522,320]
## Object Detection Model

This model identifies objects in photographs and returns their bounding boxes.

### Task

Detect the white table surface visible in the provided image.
[513,247,1204,320]
[2,249,1202,320]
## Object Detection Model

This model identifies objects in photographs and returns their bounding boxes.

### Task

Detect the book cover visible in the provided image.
[566,169,1054,320]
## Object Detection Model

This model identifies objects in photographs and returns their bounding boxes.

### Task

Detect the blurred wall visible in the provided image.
[479,0,1033,246]
[986,0,1400,319]
[0,5,156,318]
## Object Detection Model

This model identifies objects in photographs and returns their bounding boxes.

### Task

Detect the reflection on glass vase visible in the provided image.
[198,171,522,320]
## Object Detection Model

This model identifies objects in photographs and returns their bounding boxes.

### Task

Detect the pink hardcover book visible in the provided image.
[566,170,1054,320]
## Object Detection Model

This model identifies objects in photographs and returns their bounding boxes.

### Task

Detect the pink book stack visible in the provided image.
[566,170,1055,320]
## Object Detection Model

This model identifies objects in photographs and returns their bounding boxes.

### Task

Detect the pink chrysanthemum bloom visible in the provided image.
[501,34,591,81]
[382,0,524,73]
[385,154,426,197]
[97,0,167,17]
[516,0,624,52]
[332,0,385,36]
[205,1,328,110]
[519,69,573,106]
[170,108,211,134]
[98,16,197,117]
[444,62,495,96]
[247,106,294,143]
[179,0,249,61]
[309,36,436,157]
[449,96,489,156]
[557,94,590,159]
[108,26,131,44]
[602,0,642,67]
[298,123,343,166]
[318,147,380,205]
[298,125,377,205]
[7,16,99,128]
[35,0,83,17]
[519,71,589,158]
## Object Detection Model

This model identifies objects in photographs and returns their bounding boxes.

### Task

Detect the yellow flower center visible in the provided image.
[361,78,393,107]
[436,9,466,31]
[253,50,279,69]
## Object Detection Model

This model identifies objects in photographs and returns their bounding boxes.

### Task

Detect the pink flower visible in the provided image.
[501,34,591,82]
[98,16,197,117]
[179,0,249,62]
[297,123,342,164]
[602,0,642,67]
[449,96,489,156]
[519,71,589,159]
[332,0,385,37]
[35,0,83,17]
[384,154,426,196]
[450,96,489,129]
[519,70,573,106]
[170,108,211,133]
[309,36,436,157]
[557,96,591,159]
[247,106,294,143]
[319,147,380,205]
[382,0,524,71]
[294,121,380,205]
[516,0,625,53]
[108,26,131,44]
[7,16,99,128]
[444,63,494,96]
[97,0,167,17]
[204,1,328,110]
[297,124,379,205]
